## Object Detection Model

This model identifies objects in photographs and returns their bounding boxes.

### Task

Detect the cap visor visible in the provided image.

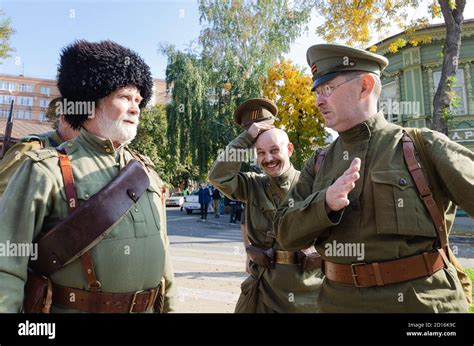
[311,72,339,91]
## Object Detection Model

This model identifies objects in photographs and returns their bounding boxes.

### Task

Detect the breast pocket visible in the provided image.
[371,170,437,237]
[250,199,274,233]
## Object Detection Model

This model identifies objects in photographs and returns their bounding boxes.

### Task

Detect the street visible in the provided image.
[167,207,245,313]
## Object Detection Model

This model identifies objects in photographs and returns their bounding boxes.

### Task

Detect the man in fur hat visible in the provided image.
[0,40,176,313]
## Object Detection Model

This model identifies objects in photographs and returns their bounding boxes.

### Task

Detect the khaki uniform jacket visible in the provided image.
[0,131,63,197]
[275,113,473,312]
[0,129,176,312]
[209,131,322,313]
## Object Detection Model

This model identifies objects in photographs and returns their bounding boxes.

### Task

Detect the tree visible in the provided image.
[198,0,311,104]
[161,45,216,183]
[159,0,313,181]
[432,0,466,134]
[308,0,467,135]
[128,105,173,183]
[0,10,14,61]
[262,60,326,169]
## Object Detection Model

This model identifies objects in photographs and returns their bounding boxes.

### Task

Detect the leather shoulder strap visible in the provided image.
[56,148,100,290]
[401,132,448,249]
[57,148,78,213]
[314,147,329,174]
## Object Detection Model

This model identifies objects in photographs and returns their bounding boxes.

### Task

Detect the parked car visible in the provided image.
[183,191,213,214]
[166,192,185,208]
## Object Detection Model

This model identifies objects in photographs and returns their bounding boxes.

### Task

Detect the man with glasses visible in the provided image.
[274,44,474,312]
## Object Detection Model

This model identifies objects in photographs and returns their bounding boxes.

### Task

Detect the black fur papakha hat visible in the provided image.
[57,40,154,130]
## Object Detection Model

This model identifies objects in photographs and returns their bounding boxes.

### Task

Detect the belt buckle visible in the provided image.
[129,290,144,313]
[350,262,366,288]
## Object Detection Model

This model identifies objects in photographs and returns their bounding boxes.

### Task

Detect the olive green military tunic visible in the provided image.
[275,112,473,312]
[0,131,63,197]
[0,128,176,312]
[209,131,322,313]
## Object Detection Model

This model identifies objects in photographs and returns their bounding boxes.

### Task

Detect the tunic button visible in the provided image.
[399,178,407,186]
[134,208,139,213]
[84,193,90,200]
[67,143,73,148]
[106,148,111,153]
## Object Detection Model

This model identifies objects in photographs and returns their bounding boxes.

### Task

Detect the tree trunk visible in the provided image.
[432,0,466,135]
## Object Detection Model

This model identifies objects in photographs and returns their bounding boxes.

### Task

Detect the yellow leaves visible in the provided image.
[261,59,326,167]
[430,2,442,17]
[368,45,378,52]
[388,38,407,53]
[448,0,456,10]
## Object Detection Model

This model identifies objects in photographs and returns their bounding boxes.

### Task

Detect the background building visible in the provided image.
[376,19,474,151]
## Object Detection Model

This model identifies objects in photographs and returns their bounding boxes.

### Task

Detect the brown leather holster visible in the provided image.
[297,247,323,273]
[246,245,275,269]
[23,156,150,313]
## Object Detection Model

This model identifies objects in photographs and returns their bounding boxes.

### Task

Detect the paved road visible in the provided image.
[166,207,474,312]
[167,207,245,313]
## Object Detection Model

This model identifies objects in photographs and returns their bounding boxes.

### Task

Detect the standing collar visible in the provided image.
[338,112,388,142]
[76,128,124,155]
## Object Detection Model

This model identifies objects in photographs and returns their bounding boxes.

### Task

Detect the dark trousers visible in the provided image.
[200,203,209,219]
[230,205,241,223]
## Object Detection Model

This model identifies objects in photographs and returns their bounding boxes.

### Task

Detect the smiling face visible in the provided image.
[85,85,143,147]
[255,129,294,178]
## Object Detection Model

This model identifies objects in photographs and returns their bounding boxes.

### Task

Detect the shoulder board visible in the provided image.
[25,148,58,162]
[20,135,45,145]
[130,150,155,167]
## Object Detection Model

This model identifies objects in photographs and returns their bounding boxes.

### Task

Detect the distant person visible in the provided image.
[212,187,221,218]
[198,183,211,220]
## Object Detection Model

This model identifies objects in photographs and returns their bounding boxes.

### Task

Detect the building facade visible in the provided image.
[375,19,474,151]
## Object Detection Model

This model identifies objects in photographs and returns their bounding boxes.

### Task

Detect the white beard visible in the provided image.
[95,109,138,145]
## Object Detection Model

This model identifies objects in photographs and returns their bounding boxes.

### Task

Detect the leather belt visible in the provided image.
[52,283,162,313]
[245,245,322,272]
[323,248,449,288]
[275,250,297,264]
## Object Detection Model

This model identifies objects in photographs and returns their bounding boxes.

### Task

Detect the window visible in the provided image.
[0,108,10,118]
[39,99,49,108]
[19,84,34,92]
[17,96,33,106]
[0,81,16,91]
[39,112,48,121]
[433,69,467,115]
[0,95,15,104]
[379,82,399,123]
[16,110,32,119]
[40,86,51,96]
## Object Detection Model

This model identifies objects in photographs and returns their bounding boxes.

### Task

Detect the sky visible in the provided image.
[1,0,473,81]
